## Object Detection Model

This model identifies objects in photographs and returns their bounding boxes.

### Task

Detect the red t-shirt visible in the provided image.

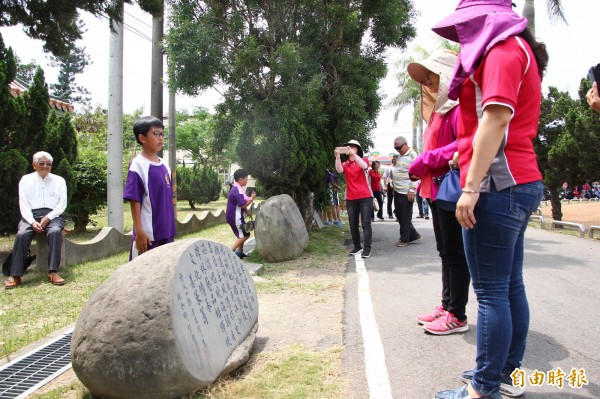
[368,169,382,193]
[457,36,543,191]
[343,157,372,200]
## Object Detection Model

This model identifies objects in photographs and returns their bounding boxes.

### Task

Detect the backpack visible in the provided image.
[2,250,36,276]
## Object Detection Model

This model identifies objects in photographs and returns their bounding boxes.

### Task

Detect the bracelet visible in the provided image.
[461,188,480,193]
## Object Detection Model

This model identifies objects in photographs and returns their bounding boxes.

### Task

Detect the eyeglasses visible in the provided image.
[36,162,52,167]
[151,132,165,139]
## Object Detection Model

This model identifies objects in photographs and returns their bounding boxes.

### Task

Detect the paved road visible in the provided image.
[343,213,600,399]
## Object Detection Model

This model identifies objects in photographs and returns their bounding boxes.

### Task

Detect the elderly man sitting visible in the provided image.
[4,151,68,289]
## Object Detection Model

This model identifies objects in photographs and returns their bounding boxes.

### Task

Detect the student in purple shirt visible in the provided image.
[226,169,255,259]
[123,116,176,260]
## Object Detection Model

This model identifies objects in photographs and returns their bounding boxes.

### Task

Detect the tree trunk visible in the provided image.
[188,200,196,210]
[550,194,563,221]
[293,189,315,231]
[523,0,536,35]
[73,215,90,233]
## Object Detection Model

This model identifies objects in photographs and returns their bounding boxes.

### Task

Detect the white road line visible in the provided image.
[354,254,393,399]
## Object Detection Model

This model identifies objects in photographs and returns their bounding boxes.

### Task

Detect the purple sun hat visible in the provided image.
[431,0,528,100]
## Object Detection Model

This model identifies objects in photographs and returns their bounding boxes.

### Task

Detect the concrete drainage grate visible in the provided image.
[0,329,73,399]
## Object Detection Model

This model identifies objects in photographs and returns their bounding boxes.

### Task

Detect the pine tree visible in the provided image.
[49,46,91,107]
[21,68,49,160]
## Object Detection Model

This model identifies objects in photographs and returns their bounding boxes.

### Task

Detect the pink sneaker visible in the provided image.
[416,305,446,325]
[423,312,468,335]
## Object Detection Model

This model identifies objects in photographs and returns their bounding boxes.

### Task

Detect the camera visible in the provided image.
[335,146,350,154]
[588,63,600,84]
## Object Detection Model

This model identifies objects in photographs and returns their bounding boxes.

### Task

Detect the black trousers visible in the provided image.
[393,191,419,243]
[346,197,373,251]
[386,183,394,217]
[429,200,471,321]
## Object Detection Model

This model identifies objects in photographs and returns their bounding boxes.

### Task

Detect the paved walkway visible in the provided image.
[342,215,600,399]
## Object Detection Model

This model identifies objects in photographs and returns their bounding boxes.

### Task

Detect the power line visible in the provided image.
[99,14,152,42]
[124,10,152,29]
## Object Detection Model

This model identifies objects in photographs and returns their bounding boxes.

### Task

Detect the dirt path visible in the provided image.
[539,200,600,228]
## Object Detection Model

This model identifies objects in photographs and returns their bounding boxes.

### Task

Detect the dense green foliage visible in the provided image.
[0,150,28,233]
[173,107,235,170]
[176,165,221,209]
[69,148,108,232]
[166,0,417,217]
[536,81,600,220]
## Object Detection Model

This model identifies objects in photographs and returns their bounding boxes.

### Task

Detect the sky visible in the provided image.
[1,0,598,156]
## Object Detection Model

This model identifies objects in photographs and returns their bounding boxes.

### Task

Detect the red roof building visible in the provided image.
[8,79,74,113]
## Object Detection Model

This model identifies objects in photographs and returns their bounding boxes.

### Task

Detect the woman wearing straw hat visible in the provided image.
[335,140,373,258]
[407,49,471,337]
[431,1,548,398]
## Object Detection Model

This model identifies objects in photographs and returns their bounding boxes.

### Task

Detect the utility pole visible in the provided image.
[151,1,164,157]
[169,86,177,218]
[107,2,124,232]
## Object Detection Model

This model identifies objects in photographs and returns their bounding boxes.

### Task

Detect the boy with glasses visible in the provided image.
[124,116,176,260]
[4,151,67,289]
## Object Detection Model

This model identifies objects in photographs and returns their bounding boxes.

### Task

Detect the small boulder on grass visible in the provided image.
[254,194,309,262]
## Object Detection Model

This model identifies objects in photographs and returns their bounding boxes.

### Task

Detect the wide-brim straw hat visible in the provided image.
[407,49,458,85]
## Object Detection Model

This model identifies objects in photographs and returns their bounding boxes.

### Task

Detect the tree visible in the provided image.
[0,34,23,152]
[0,149,28,234]
[535,86,574,220]
[535,81,600,221]
[0,1,164,56]
[166,0,417,221]
[176,165,220,209]
[20,68,49,161]
[49,45,91,107]
[15,56,39,85]
[389,52,424,152]
[522,0,566,35]
[69,148,108,232]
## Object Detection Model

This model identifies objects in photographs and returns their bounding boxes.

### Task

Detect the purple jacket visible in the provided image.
[409,106,460,201]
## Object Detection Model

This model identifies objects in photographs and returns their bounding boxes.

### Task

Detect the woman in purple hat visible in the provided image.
[431,1,548,398]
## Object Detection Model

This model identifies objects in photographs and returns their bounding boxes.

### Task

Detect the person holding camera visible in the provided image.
[335,140,373,258]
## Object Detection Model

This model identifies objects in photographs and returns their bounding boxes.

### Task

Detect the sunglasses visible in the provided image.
[36,162,53,167]
[394,143,406,151]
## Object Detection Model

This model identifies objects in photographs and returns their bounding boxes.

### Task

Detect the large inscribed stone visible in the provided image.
[71,238,259,399]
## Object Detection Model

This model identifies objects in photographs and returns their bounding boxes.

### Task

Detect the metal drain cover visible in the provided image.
[0,329,73,399]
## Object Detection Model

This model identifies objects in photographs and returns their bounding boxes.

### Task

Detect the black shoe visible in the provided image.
[361,249,371,258]
[416,214,424,218]
[425,216,429,220]
[349,247,363,256]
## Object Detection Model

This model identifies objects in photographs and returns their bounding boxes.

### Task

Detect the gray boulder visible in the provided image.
[255,194,309,262]
[71,238,259,399]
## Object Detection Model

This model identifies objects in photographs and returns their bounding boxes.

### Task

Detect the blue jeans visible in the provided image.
[346,197,373,251]
[465,181,543,395]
